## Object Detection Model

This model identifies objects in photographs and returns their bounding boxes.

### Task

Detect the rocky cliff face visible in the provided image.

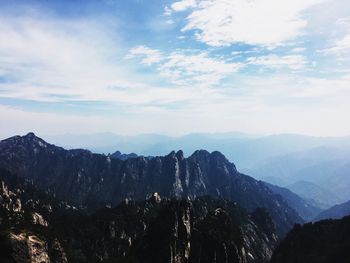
[270,215,350,263]
[0,169,68,263]
[0,133,302,235]
[0,169,277,262]
[56,197,277,262]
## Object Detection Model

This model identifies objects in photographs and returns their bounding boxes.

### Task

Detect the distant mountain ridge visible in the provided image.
[0,132,303,235]
[286,180,342,209]
[315,200,350,221]
[39,132,350,167]
[264,182,322,221]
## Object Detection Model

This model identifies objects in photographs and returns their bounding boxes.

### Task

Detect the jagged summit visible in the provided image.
[2,132,50,147]
[25,131,36,137]
[0,133,303,235]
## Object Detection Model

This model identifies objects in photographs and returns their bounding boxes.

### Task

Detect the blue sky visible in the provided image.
[0,0,350,137]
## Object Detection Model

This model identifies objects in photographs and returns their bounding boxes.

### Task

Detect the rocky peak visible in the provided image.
[0,132,54,154]
[24,132,37,139]
[110,150,138,160]
[189,149,211,160]
[149,192,162,204]
[175,150,184,160]
[23,132,48,147]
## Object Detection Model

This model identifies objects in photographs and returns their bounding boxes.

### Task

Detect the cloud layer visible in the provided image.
[0,0,350,137]
[168,0,325,47]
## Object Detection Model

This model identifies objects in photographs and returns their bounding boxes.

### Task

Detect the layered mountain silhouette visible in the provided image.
[286,180,342,209]
[315,200,350,221]
[264,182,322,221]
[0,132,303,235]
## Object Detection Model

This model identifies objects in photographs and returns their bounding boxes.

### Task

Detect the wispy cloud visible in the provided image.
[318,17,350,56]
[167,0,325,47]
[127,46,242,86]
[0,14,124,102]
[169,0,197,12]
[0,14,192,106]
[247,54,308,70]
[290,47,306,53]
[125,45,163,65]
[320,34,350,55]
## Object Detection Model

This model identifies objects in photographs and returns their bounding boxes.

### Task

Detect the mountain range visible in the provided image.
[315,200,350,221]
[0,132,303,236]
[39,132,350,206]
[1,132,350,262]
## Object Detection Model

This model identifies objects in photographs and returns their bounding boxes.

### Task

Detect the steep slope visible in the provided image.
[315,200,350,221]
[0,169,278,263]
[270,216,350,263]
[264,182,322,222]
[0,133,303,235]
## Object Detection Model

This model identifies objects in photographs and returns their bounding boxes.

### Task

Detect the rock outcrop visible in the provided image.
[0,168,277,262]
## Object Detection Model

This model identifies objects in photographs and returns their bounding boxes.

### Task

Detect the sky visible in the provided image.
[0,0,350,138]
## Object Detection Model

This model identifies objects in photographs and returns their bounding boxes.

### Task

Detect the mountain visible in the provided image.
[315,200,350,221]
[41,132,350,205]
[270,216,350,263]
[0,169,278,263]
[0,132,303,235]
[317,161,350,202]
[264,182,322,222]
[286,181,342,209]
[248,146,350,205]
[110,150,138,160]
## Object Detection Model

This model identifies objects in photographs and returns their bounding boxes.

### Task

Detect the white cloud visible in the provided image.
[168,0,324,47]
[125,45,163,65]
[290,47,306,53]
[337,17,350,27]
[170,0,197,12]
[159,52,242,86]
[318,16,350,56]
[127,46,242,86]
[0,15,195,106]
[320,34,350,55]
[247,54,307,70]
[0,15,126,102]
[290,74,350,98]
